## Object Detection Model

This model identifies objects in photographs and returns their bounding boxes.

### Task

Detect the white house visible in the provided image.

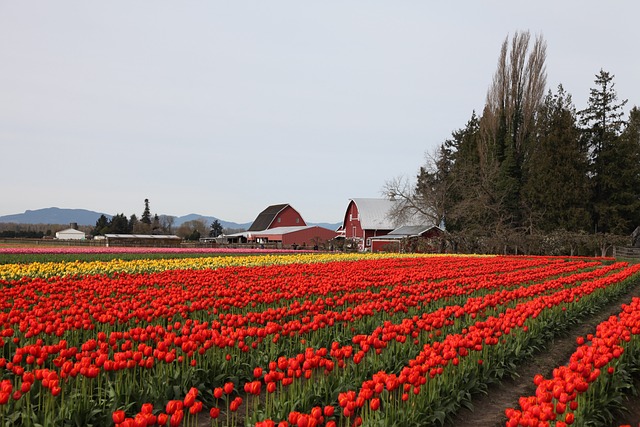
[55,228,86,240]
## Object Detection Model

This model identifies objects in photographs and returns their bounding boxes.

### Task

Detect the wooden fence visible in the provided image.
[614,246,640,259]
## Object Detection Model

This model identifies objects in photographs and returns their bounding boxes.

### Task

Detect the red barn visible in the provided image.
[339,198,398,251]
[248,204,306,231]
[225,203,336,248]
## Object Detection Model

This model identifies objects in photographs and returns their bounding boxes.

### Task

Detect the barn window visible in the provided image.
[296,218,299,224]
[278,218,281,223]
[366,238,371,246]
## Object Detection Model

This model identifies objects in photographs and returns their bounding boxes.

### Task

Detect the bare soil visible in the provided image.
[450,277,640,427]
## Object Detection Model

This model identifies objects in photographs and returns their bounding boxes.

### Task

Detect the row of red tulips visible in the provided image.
[110,259,638,426]
[0,255,637,426]
[506,295,640,427]
[234,263,640,426]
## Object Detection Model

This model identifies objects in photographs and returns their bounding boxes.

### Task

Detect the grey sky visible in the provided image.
[1,2,638,223]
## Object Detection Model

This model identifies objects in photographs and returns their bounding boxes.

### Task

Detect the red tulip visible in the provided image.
[183,392,196,408]
[254,366,263,378]
[230,396,242,412]
[209,407,220,419]
[189,401,202,415]
[565,413,575,425]
[133,413,147,427]
[112,410,126,424]
[223,382,234,394]
[169,410,183,427]
[156,413,168,426]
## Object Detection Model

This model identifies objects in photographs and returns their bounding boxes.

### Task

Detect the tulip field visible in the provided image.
[1,250,640,427]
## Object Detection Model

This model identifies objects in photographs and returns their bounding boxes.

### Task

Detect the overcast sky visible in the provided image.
[1,2,638,223]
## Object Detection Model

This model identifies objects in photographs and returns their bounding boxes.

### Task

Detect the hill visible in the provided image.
[0,208,340,231]
[171,214,251,230]
[0,207,107,226]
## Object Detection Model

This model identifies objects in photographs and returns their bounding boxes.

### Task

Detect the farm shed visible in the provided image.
[225,226,337,248]
[55,228,86,240]
[247,204,306,231]
[104,234,182,247]
[370,225,444,253]
[251,226,336,247]
[338,198,399,251]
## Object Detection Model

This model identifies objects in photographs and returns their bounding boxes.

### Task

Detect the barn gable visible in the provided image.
[247,204,307,231]
[248,204,306,231]
[341,198,399,244]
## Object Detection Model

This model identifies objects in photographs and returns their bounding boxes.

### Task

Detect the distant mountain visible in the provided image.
[172,214,252,230]
[0,208,340,231]
[172,214,340,231]
[309,222,342,231]
[0,208,249,230]
[0,207,109,226]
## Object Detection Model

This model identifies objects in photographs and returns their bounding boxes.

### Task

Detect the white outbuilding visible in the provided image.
[55,228,86,240]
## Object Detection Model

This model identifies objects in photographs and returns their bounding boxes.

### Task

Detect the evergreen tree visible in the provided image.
[92,214,110,236]
[210,219,224,237]
[128,214,138,233]
[522,85,590,232]
[109,214,129,234]
[141,199,152,225]
[578,70,629,233]
[442,112,484,233]
[611,106,640,232]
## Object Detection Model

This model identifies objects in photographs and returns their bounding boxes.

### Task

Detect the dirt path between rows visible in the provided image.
[450,276,640,427]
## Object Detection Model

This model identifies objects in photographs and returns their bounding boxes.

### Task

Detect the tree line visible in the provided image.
[91,199,173,236]
[91,199,226,241]
[385,31,640,256]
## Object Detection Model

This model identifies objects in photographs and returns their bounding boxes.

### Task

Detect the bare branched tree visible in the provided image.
[484,31,547,155]
[382,147,449,227]
[382,175,430,226]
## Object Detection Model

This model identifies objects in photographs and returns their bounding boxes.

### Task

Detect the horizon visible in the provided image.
[0,206,343,226]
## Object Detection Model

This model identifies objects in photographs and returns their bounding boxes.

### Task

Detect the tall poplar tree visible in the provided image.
[480,31,547,229]
[141,199,152,225]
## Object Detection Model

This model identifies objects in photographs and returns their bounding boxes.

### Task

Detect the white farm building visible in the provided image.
[55,228,86,240]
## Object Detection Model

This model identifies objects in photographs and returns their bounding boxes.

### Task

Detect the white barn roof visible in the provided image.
[350,198,399,230]
[55,228,86,240]
[57,228,85,235]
